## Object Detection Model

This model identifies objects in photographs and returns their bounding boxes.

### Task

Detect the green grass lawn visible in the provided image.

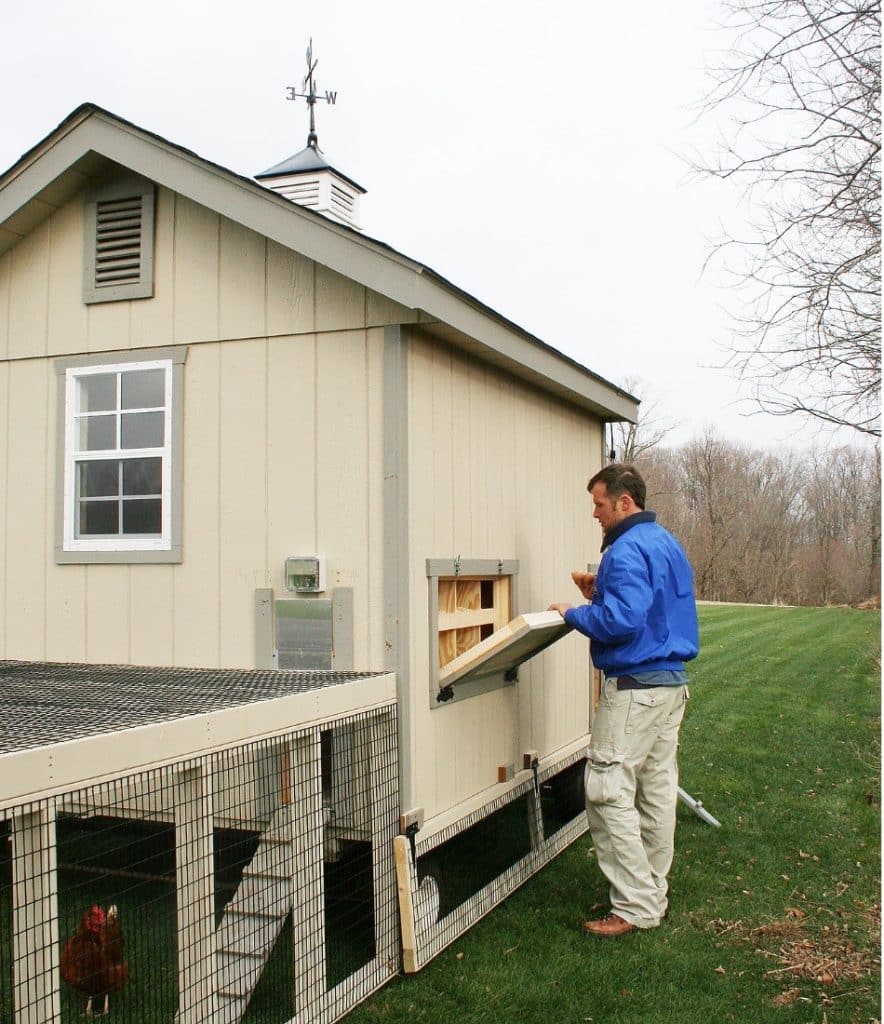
[346,604,881,1024]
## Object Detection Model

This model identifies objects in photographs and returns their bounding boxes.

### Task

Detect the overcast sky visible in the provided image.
[1,0,855,449]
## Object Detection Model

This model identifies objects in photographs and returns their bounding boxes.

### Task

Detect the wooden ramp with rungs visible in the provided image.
[215,806,295,1024]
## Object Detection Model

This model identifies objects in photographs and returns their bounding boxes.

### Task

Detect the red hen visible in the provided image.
[60,904,129,1016]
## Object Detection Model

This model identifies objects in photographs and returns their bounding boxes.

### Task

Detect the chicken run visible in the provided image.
[0,663,401,1024]
[1,659,588,1023]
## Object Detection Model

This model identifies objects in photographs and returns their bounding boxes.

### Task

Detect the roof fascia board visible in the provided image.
[0,128,98,242]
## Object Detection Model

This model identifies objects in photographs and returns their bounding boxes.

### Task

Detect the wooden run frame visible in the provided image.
[0,673,400,1024]
[426,558,519,708]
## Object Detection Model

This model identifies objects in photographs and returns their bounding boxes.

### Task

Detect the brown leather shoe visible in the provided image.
[582,913,636,938]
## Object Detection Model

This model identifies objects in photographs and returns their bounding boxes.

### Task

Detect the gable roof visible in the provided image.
[0,104,637,423]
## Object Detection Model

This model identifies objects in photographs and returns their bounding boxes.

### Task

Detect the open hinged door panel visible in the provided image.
[437,611,572,689]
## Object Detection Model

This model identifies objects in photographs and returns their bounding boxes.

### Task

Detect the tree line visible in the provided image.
[635,435,880,608]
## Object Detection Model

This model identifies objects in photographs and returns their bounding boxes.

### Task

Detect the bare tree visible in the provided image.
[610,377,677,462]
[700,0,881,437]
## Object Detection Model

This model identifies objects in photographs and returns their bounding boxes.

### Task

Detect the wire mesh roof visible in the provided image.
[0,660,387,756]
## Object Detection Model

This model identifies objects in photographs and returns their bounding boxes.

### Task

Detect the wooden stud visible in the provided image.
[456,626,481,657]
[438,629,457,668]
[438,580,456,614]
[393,835,420,974]
[438,608,496,631]
[174,763,217,1023]
[493,576,512,630]
[497,764,515,784]
[368,711,400,978]
[291,730,327,1019]
[12,806,60,1024]
[456,579,481,611]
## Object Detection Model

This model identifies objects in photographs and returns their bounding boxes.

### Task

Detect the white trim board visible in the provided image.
[0,673,396,809]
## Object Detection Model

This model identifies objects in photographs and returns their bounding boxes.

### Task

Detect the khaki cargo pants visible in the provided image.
[585,678,689,929]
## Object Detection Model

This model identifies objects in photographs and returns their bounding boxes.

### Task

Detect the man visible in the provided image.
[549,463,698,938]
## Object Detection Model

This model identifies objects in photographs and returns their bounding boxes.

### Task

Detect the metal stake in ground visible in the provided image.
[677,786,721,827]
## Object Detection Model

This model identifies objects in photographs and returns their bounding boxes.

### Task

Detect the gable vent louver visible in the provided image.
[94,195,143,288]
[84,178,155,304]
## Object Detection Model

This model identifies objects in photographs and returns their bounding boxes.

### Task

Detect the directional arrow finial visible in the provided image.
[285,38,338,150]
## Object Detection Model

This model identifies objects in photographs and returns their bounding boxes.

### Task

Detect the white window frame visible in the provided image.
[55,348,187,564]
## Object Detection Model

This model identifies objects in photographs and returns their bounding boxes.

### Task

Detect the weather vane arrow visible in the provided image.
[285,38,337,149]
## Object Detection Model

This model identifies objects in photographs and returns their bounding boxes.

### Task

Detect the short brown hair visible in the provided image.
[587,463,646,509]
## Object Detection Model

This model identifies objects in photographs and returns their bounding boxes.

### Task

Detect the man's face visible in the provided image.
[590,482,628,534]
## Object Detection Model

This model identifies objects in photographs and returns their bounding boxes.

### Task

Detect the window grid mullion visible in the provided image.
[115,371,122,450]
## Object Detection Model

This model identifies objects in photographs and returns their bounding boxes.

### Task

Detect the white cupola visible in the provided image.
[255,140,365,231]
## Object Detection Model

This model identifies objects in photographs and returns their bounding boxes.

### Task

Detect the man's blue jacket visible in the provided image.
[563,511,699,676]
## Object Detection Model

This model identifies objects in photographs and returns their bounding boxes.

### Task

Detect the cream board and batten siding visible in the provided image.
[406,333,601,822]
[0,184,409,669]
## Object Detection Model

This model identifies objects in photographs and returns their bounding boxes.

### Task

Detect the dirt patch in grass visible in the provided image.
[759,926,874,986]
[706,903,881,1007]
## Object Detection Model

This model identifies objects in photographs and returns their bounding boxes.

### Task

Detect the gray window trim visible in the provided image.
[427,557,519,708]
[54,346,187,564]
[83,176,155,304]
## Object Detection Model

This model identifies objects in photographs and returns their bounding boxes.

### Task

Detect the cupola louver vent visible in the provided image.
[83,178,155,304]
[256,144,366,230]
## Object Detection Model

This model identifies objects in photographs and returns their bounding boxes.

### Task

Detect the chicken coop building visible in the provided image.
[0,104,637,1022]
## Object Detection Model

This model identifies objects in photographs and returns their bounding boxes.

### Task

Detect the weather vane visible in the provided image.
[285,38,337,149]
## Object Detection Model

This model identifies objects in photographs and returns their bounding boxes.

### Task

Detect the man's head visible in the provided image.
[586,463,646,533]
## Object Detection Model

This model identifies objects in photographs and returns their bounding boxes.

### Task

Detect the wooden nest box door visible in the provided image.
[437,576,511,669]
[428,559,572,706]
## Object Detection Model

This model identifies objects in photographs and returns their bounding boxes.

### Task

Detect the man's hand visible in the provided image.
[571,571,596,600]
[548,602,573,617]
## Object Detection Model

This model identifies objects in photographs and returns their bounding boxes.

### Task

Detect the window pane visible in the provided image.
[123,458,162,496]
[121,369,165,410]
[79,373,116,413]
[78,460,119,498]
[121,411,164,449]
[122,498,161,534]
[79,500,119,535]
[78,414,116,452]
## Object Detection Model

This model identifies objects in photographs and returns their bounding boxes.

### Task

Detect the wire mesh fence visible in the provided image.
[1,704,398,1024]
[399,745,589,971]
[539,758,587,840]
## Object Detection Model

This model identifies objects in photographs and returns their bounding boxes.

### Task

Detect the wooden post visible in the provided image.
[393,835,420,973]
[291,729,327,1023]
[12,804,60,1024]
[174,762,216,1023]
[369,709,400,969]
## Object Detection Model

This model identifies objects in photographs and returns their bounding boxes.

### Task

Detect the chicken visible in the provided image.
[60,904,129,1016]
